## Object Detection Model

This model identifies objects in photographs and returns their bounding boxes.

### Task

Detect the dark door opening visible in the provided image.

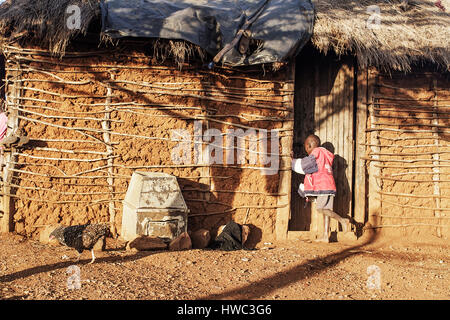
[289,46,355,233]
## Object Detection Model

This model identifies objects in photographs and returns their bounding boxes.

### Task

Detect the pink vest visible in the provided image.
[303,147,336,196]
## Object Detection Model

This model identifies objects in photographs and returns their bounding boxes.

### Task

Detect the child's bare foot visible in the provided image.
[314,237,329,243]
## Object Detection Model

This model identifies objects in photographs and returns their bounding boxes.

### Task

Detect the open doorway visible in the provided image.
[289,46,356,235]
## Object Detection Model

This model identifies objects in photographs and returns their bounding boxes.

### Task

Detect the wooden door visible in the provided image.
[290,48,355,234]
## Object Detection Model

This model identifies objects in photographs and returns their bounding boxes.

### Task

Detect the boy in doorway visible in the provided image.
[291,134,350,242]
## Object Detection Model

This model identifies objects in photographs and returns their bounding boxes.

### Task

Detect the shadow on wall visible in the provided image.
[322,141,351,225]
[290,141,354,234]
[177,178,263,249]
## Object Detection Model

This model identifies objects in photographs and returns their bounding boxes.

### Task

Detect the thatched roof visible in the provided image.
[311,0,450,71]
[0,0,99,55]
[0,0,448,71]
[0,0,314,67]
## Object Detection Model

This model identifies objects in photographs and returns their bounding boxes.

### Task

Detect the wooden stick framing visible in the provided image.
[5,183,125,196]
[374,174,450,183]
[104,71,117,237]
[367,68,381,228]
[1,63,20,232]
[8,54,293,84]
[275,62,294,240]
[14,152,118,163]
[377,198,450,212]
[354,66,368,226]
[363,157,450,163]
[0,49,296,236]
[372,214,450,219]
[378,190,450,200]
[432,81,442,237]
[367,224,450,229]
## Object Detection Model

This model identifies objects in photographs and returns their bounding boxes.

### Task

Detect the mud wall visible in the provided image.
[367,69,450,238]
[2,44,293,244]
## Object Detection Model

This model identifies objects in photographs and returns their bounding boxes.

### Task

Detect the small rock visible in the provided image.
[61,255,69,260]
[241,225,250,245]
[169,232,192,251]
[190,229,210,249]
[126,236,167,251]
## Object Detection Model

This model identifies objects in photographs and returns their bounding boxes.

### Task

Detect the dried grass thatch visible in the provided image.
[0,0,99,55]
[0,0,208,67]
[0,0,448,72]
[311,0,450,71]
[148,39,208,69]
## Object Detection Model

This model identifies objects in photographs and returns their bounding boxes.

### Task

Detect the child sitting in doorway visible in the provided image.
[291,134,350,242]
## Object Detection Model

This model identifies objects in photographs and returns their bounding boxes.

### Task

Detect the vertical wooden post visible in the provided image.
[432,79,441,238]
[1,61,20,233]
[367,68,380,228]
[204,107,211,203]
[103,71,116,237]
[275,62,295,240]
[311,62,322,236]
[354,67,368,226]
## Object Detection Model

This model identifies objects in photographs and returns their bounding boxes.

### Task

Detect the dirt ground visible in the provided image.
[0,231,449,301]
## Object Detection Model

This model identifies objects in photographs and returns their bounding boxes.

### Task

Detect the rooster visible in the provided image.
[49,224,109,264]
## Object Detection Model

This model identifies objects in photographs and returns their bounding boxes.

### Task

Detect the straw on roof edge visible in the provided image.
[0,0,448,72]
[311,0,450,72]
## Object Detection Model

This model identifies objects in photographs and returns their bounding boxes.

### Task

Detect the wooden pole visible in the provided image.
[276,62,295,240]
[1,62,20,233]
[104,71,117,237]
[367,68,380,228]
[432,80,442,238]
[354,66,368,227]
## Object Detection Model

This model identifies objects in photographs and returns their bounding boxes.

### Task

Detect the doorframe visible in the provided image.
[282,54,368,241]
[275,61,295,240]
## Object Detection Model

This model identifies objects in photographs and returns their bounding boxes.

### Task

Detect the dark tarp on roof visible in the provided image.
[100,0,314,66]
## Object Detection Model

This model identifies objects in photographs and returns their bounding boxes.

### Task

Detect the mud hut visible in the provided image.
[288,0,450,241]
[0,0,448,244]
[0,0,314,245]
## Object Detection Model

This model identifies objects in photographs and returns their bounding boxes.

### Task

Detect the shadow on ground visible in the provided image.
[199,231,379,299]
[0,248,158,283]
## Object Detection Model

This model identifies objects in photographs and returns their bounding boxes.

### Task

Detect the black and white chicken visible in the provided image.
[49,224,109,264]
